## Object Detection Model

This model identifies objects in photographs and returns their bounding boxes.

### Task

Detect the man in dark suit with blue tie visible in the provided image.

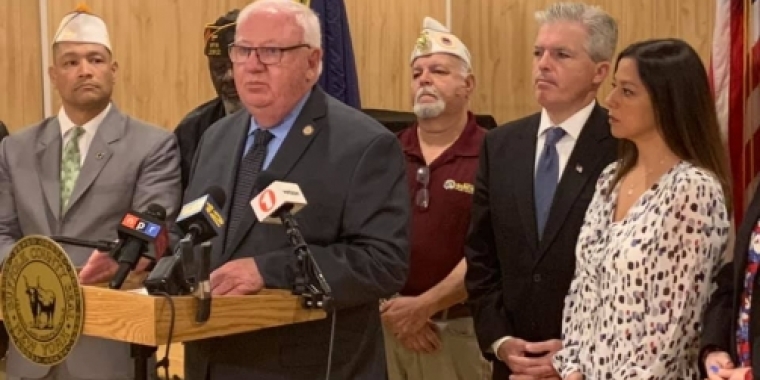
[180,0,410,379]
[464,3,619,379]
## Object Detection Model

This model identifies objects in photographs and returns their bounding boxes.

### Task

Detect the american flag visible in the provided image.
[712,0,760,224]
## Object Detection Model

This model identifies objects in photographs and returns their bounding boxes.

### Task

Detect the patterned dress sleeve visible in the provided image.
[552,163,616,378]
[612,172,730,378]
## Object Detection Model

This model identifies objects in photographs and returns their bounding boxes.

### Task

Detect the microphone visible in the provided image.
[144,187,227,308]
[250,173,307,224]
[175,186,226,323]
[249,173,332,310]
[175,186,227,244]
[109,204,168,289]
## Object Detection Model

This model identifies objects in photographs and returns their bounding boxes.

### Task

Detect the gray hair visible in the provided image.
[535,2,618,62]
[238,0,323,73]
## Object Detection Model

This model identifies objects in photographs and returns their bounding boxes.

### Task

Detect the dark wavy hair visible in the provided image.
[609,38,732,213]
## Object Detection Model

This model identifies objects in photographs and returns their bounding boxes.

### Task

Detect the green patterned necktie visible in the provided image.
[60,126,85,211]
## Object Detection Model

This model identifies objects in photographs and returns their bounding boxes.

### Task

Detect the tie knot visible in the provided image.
[253,129,274,148]
[70,126,85,140]
[544,127,565,146]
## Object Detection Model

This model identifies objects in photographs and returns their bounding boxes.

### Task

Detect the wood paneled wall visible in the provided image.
[0,0,714,134]
[46,0,255,130]
[453,0,715,123]
[345,0,445,113]
[0,0,43,131]
[0,0,718,377]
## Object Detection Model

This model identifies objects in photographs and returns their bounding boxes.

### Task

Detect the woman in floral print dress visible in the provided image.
[552,38,733,380]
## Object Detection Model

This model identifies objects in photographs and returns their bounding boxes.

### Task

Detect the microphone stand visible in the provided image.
[193,242,212,323]
[144,237,194,296]
[280,213,333,311]
[144,237,212,321]
[49,236,120,254]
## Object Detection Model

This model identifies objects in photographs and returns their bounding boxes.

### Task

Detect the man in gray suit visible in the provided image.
[181,0,410,379]
[0,7,181,380]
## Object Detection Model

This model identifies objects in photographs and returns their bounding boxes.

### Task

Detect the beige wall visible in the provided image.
[0,0,713,129]
[0,0,43,131]
[0,1,717,377]
[453,0,715,123]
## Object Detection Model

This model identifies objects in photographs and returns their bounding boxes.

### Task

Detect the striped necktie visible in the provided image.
[225,129,274,250]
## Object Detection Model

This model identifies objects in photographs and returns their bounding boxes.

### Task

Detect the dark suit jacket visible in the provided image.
[181,87,410,380]
[0,120,8,141]
[464,104,616,379]
[174,98,226,190]
[701,187,760,378]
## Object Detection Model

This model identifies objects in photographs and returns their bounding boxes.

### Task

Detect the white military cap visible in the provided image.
[53,4,112,51]
[410,17,471,68]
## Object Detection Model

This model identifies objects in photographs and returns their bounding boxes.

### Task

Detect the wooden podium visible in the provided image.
[0,276,326,379]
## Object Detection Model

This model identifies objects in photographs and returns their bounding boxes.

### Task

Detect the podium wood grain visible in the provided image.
[0,287,325,346]
[0,272,324,378]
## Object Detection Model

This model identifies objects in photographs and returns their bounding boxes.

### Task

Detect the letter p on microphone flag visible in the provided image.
[711,0,760,224]
[296,0,361,108]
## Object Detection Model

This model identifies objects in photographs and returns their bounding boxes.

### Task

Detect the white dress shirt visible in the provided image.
[534,99,596,177]
[58,103,112,165]
[491,99,597,357]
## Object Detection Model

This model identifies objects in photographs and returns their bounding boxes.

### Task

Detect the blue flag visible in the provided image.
[305,0,362,108]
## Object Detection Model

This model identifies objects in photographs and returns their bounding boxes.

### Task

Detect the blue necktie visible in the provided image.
[534,127,566,239]
[225,129,274,250]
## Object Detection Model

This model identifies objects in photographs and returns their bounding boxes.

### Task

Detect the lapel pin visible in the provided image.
[575,164,583,173]
[96,152,105,160]
[303,125,314,136]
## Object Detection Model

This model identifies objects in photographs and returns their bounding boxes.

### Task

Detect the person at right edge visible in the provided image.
[463,2,618,379]
[174,9,242,189]
[699,55,760,380]
[380,16,491,380]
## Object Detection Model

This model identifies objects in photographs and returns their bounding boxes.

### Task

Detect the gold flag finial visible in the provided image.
[74,2,91,13]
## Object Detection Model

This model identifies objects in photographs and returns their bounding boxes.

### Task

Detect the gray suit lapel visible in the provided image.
[65,106,124,213]
[36,118,63,221]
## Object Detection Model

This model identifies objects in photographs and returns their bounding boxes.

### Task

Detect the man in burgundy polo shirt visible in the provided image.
[380,16,491,380]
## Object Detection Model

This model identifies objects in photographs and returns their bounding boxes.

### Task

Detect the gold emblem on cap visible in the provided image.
[303,125,314,136]
[0,236,85,366]
[416,32,432,54]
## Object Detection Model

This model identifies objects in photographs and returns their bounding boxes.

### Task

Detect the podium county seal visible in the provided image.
[0,235,84,365]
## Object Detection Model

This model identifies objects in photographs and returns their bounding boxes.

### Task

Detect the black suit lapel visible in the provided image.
[513,117,540,252]
[536,105,612,259]
[224,88,328,257]
[213,110,257,262]
[513,114,541,252]
[263,89,327,180]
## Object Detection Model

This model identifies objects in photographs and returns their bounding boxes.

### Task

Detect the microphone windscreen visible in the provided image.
[146,204,167,220]
[206,186,227,208]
